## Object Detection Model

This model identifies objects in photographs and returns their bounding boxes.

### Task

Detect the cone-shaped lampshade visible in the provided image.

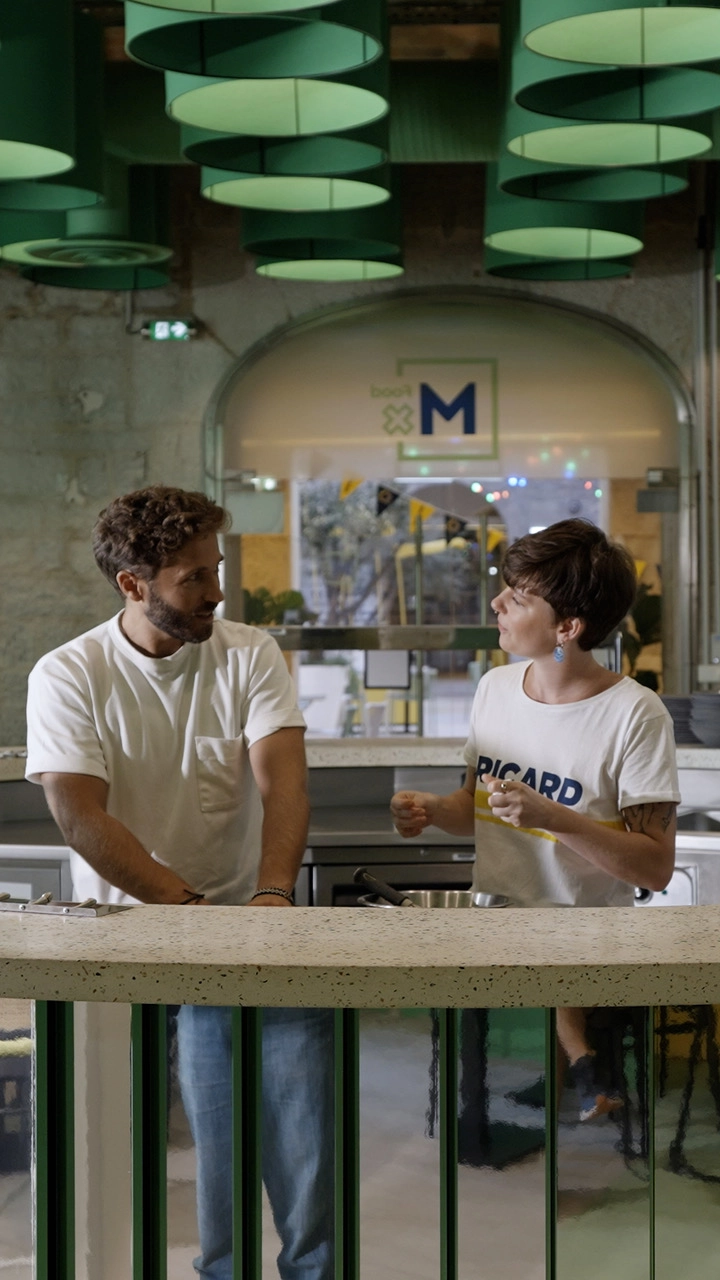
[22,264,171,290]
[0,10,104,211]
[484,245,632,278]
[1,164,172,267]
[484,164,644,258]
[498,151,688,201]
[523,0,720,67]
[125,0,382,77]
[0,0,75,180]
[243,201,402,278]
[165,44,388,135]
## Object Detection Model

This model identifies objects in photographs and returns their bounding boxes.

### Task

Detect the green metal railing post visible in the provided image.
[232,1007,262,1280]
[334,1009,360,1280]
[647,1006,656,1280]
[439,1008,458,1280]
[131,1005,167,1280]
[545,1008,557,1280]
[35,1000,75,1280]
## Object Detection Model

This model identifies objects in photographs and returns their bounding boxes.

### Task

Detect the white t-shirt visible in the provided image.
[25,615,306,906]
[463,661,680,908]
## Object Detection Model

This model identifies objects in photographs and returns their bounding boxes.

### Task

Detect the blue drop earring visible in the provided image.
[553,642,565,663]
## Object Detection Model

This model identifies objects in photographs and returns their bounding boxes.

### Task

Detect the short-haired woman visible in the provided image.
[391,518,679,1120]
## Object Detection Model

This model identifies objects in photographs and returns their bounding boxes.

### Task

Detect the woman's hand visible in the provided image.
[390,790,438,838]
[482,774,557,831]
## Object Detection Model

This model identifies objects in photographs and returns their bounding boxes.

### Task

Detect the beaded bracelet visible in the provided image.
[249,887,294,903]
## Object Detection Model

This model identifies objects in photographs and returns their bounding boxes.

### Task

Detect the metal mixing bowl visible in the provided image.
[357,889,511,908]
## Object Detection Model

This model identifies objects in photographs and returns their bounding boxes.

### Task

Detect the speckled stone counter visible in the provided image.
[2,742,720,776]
[0,903,718,1009]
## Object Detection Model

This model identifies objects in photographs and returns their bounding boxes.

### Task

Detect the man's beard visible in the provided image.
[146,584,215,645]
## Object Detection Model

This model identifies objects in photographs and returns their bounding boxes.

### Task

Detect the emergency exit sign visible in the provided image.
[142,318,197,341]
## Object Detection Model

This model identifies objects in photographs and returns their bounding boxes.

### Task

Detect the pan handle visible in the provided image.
[353,867,417,907]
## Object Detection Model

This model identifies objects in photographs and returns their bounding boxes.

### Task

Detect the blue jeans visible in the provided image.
[176,1006,335,1280]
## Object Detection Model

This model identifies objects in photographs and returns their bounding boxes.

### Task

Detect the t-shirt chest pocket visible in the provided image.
[195,736,246,812]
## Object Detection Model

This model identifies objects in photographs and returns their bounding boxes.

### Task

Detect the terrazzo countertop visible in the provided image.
[2,742,720,778]
[0,903,719,1009]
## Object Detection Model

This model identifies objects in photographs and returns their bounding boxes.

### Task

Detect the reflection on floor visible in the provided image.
[164,1010,720,1280]
[1,1003,719,1279]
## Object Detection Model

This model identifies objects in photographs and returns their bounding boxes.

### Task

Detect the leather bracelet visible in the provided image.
[249,887,294,903]
[181,891,206,905]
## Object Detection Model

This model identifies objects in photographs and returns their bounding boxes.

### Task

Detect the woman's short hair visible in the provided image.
[502,518,637,650]
[93,485,230,590]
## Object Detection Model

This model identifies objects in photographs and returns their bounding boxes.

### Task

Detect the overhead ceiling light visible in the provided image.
[126,0,340,14]
[0,10,105,212]
[243,202,403,280]
[497,151,688,202]
[501,11,713,166]
[484,163,644,259]
[255,253,403,280]
[125,0,383,77]
[181,118,387,169]
[484,244,633,279]
[1,164,172,268]
[164,47,388,135]
[200,163,390,210]
[21,264,171,291]
[513,4,720,122]
[186,118,390,208]
[507,115,711,165]
[0,0,75,180]
[523,0,720,67]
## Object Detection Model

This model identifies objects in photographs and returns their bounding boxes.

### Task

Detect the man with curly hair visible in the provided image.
[25,485,333,1280]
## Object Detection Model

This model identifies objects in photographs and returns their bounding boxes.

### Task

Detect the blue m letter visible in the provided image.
[420,383,476,436]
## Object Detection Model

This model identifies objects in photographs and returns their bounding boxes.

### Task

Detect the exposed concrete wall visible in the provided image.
[0,166,699,743]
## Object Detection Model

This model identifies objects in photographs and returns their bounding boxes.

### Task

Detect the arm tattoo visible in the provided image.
[622,802,676,835]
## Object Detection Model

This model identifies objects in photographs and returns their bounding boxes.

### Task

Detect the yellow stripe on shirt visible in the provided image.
[474,790,626,843]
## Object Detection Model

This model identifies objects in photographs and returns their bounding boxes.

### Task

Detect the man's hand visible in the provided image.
[390,790,438,838]
[483,775,554,829]
[248,894,294,907]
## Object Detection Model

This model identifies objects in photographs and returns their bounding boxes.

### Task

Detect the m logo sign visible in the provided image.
[370,356,499,463]
[420,382,476,436]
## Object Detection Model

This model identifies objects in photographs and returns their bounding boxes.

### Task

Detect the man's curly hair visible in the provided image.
[93,485,230,591]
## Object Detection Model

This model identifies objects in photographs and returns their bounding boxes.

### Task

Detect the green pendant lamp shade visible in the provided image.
[201,164,390,210]
[514,29,720,121]
[125,1,383,77]
[498,151,688,200]
[243,203,403,279]
[523,1,720,67]
[484,245,633,278]
[0,10,105,212]
[165,44,388,135]
[503,4,713,165]
[255,254,402,279]
[0,208,67,262]
[21,264,171,290]
[0,0,75,180]
[1,165,172,268]
[484,164,644,258]
[182,118,386,169]
[125,0,339,13]
[189,118,390,210]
